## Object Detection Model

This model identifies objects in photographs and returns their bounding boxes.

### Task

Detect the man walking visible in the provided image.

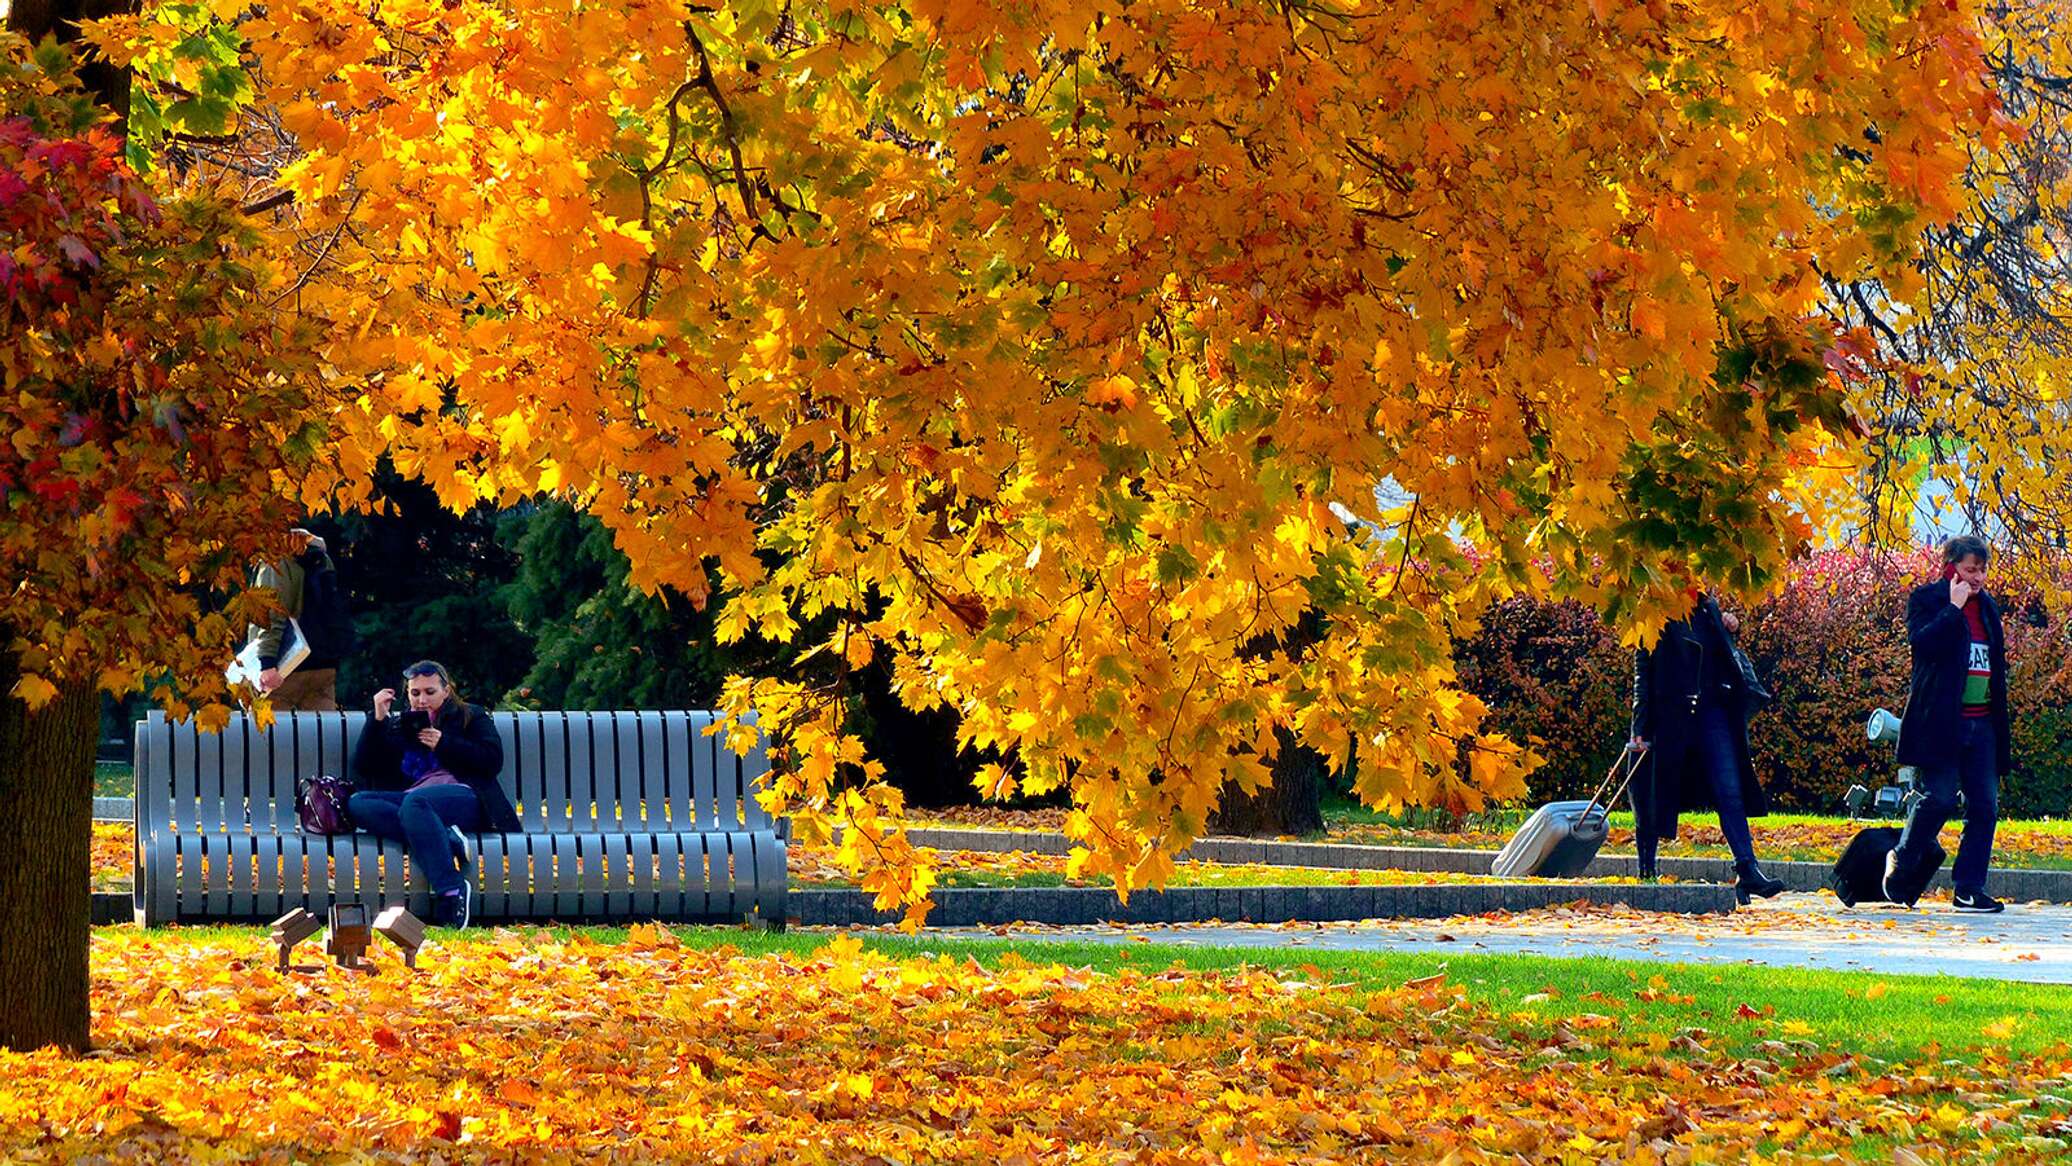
[1889,535,2008,913]
[248,528,355,711]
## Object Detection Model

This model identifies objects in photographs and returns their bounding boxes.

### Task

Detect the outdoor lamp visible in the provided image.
[373,905,427,968]
[326,902,373,969]
[268,907,321,971]
[1843,785,1871,818]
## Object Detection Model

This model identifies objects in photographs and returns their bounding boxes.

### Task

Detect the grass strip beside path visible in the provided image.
[915,805,2072,871]
[88,824,1654,893]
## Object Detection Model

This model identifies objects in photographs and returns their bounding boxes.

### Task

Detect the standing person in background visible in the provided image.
[1890,535,2010,913]
[248,527,356,711]
[1629,590,1788,904]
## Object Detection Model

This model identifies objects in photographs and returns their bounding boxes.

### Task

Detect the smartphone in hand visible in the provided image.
[397,709,432,735]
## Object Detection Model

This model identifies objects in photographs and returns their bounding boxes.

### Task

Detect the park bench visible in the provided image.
[133,709,786,927]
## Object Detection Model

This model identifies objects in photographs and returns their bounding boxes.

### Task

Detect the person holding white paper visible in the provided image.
[242,528,352,710]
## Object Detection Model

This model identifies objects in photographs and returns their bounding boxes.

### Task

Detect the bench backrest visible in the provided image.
[137,709,774,835]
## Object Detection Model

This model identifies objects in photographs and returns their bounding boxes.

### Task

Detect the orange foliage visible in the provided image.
[0,36,337,718]
[1,930,2066,1161]
[72,1,2006,918]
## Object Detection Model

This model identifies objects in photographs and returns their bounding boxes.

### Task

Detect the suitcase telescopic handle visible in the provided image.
[1581,743,1647,822]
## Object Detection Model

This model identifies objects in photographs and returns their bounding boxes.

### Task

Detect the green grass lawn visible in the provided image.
[1320,796,2072,869]
[122,921,2072,1064]
[94,761,133,798]
[829,865,1619,891]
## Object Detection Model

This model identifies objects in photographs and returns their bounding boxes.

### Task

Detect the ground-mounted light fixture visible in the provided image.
[373,905,427,968]
[269,907,322,971]
[326,902,372,969]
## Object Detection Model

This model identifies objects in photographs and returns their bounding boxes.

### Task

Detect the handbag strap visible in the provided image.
[1581,743,1647,821]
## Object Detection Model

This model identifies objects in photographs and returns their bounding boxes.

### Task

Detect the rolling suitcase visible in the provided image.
[1830,826,1946,907]
[1491,745,1646,878]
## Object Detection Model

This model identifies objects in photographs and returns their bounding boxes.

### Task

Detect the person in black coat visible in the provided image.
[349,660,520,928]
[1628,591,1786,903]
[1890,535,2009,913]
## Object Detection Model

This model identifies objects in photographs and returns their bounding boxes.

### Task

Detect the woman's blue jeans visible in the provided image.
[1638,700,1759,873]
[348,786,483,895]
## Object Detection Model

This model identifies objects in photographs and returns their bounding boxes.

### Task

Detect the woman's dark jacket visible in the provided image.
[1628,595,1770,842]
[1896,580,2011,776]
[352,700,522,832]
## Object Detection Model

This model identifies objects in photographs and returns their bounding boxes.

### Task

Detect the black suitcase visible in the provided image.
[1831,826,1946,907]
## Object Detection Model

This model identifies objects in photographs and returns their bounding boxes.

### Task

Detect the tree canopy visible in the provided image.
[58,0,2009,922]
[2,31,333,723]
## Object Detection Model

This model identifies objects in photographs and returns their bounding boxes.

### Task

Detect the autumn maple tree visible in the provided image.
[0,25,337,1051]
[61,0,2004,932]
[1826,0,2072,567]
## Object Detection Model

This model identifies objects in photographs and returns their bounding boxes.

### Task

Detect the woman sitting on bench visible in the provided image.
[350,660,519,929]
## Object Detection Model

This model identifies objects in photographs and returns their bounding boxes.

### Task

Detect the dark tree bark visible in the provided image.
[0,646,100,1053]
[6,0,138,124]
[2,0,141,1054]
[1206,725,1326,837]
[1207,607,1330,837]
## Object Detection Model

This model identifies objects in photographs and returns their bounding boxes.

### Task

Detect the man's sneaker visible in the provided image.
[1953,890,2005,914]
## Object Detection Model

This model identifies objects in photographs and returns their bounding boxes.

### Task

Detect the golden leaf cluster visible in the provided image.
[1,34,343,714]
[65,1,2004,914]
[4,930,2070,1161]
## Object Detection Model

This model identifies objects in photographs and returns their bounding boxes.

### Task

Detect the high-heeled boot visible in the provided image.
[1734,861,1787,905]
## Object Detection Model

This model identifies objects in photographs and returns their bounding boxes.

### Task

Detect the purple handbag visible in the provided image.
[296,774,356,835]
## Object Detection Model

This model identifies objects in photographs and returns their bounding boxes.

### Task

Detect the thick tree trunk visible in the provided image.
[0,647,99,1053]
[6,0,139,123]
[1207,726,1325,837]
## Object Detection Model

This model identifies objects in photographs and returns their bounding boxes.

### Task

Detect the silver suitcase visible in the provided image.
[1490,745,1645,878]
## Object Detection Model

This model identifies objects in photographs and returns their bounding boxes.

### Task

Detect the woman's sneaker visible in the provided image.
[448,825,475,875]
[433,885,471,929]
[1953,890,2004,914]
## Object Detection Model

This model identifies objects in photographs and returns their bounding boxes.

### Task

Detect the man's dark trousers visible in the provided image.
[1894,718,1999,893]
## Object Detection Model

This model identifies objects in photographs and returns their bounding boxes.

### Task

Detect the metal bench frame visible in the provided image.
[133,709,785,926]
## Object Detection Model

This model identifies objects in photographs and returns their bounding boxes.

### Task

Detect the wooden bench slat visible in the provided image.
[601,832,629,914]
[136,714,176,925]
[504,713,546,833]
[690,712,719,831]
[540,713,572,833]
[626,832,655,916]
[570,710,601,832]
[652,833,683,919]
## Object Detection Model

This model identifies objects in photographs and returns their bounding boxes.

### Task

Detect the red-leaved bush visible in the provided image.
[1454,550,2072,817]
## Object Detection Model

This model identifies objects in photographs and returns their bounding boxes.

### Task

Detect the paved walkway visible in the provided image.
[937,892,2072,984]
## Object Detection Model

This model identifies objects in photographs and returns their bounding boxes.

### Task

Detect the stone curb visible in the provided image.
[94,796,134,821]
[790,882,1738,928]
[906,827,2072,905]
[90,884,1735,930]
